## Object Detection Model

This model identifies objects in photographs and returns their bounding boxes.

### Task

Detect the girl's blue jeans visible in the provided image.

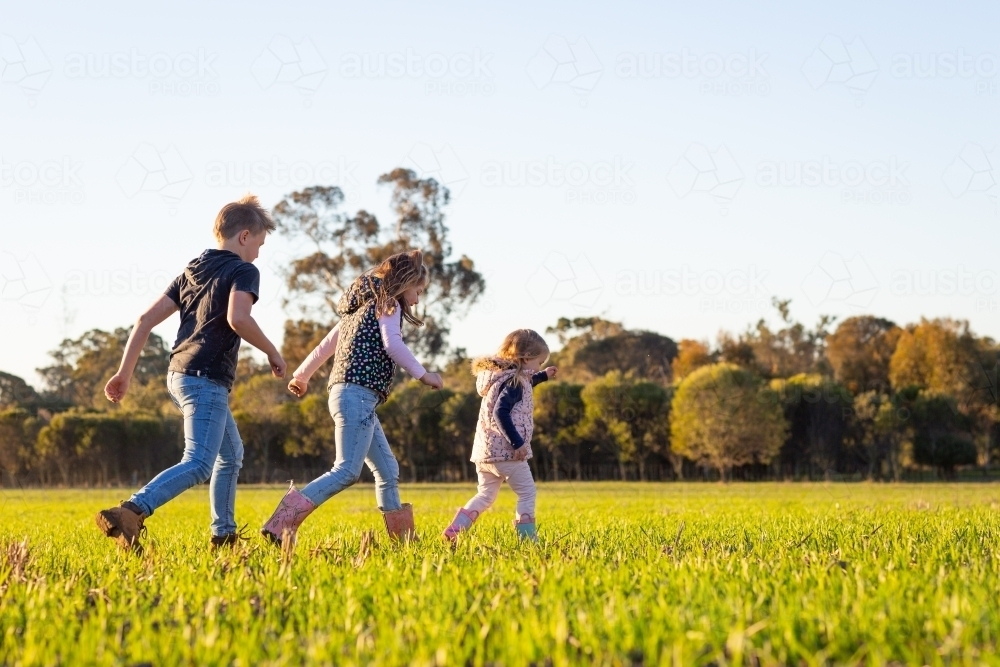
[129,371,244,536]
[300,382,402,511]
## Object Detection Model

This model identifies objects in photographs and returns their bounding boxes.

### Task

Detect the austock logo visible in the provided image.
[0,34,51,99]
[525,252,603,308]
[0,249,52,323]
[64,48,220,97]
[801,252,878,309]
[943,143,998,208]
[666,143,743,212]
[116,143,193,208]
[802,35,878,102]
[0,156,85,205]
[403,143,469,199]
[615,48,769,97]
[480,156,635,205]
[526,35,602,101]
[251,36,327,100]
[340,48,495,97]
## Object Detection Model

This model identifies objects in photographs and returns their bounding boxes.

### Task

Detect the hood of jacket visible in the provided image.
[472,356,523,397]
[338,274,382,317]
[184,249,247,287]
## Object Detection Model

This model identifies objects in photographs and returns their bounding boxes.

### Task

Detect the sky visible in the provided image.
[1,1,999,388]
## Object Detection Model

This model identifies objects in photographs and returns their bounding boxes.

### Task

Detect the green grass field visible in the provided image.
[1,483,999,666]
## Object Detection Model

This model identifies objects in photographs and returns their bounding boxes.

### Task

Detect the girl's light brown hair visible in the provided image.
[496,329,550,383]
[369,250,429,326]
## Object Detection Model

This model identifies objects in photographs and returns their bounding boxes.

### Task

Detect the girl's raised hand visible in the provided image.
[544,366,558,379]
[288,377,309,398]
[419,371,443,390]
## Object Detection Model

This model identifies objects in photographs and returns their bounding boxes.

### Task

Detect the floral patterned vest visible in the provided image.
[328,275,398,402]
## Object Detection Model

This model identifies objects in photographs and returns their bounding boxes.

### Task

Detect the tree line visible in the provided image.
[1,308,996,486]
[1,171,997,485]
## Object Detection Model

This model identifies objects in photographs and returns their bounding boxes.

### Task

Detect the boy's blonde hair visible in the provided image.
[370,249,430,326]
[496,329,550,381]
[213,194,276,242]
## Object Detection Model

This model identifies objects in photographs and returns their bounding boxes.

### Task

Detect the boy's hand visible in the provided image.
[544,366,558,379]
[104,373,131,403]
[269,353,287,379]
[419,372,443,390]
[288,377,308,398]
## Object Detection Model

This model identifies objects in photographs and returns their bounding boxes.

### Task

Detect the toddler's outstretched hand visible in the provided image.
[544,366,558,379]
[420,372,444,390]
[288,377,308,398]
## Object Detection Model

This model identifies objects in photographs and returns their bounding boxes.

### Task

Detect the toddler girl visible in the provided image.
[442,329,556,542]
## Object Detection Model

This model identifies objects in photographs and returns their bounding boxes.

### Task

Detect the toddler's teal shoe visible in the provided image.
[513,514,537,542]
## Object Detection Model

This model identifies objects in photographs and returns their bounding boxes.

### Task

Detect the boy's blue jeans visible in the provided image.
[129,371,244,536]
[300,382,402,511]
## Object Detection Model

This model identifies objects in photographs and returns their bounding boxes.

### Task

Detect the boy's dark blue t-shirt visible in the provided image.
[164,249,260,390]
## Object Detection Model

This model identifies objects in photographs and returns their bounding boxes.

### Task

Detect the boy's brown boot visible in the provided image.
[211,526,249,550]
[95,501,147,553]
[210,534,239,550]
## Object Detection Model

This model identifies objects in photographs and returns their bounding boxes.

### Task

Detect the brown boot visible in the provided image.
[95,501,146,553]
[210,534,239,550]
[211,525,249,550]
[382,503,417,542]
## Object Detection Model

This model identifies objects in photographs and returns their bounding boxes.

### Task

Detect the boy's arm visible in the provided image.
[227,290,286,378]
[105,295,179,403]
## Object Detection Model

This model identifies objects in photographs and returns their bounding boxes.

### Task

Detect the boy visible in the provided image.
[95,195,286,553]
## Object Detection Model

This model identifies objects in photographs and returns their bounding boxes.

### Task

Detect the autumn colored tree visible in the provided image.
[719,299,834,379]
[889,318,980,399]
[825,316,901,394]
[580,371,671,480]
[671,339,713,383]
[670,363,787,480]
[548,317,677,384]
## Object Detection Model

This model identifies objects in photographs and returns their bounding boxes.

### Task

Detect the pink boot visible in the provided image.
[442,508,479,542]
[260,485,316,546]
[382,503,417,541]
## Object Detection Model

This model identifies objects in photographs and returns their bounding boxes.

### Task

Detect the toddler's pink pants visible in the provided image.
[463,460,536,518]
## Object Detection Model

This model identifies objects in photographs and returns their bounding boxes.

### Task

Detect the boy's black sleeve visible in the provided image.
[530,371,549,387]
[231,263,261,304]
[164,274,184,307]
[494,381,526,449]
